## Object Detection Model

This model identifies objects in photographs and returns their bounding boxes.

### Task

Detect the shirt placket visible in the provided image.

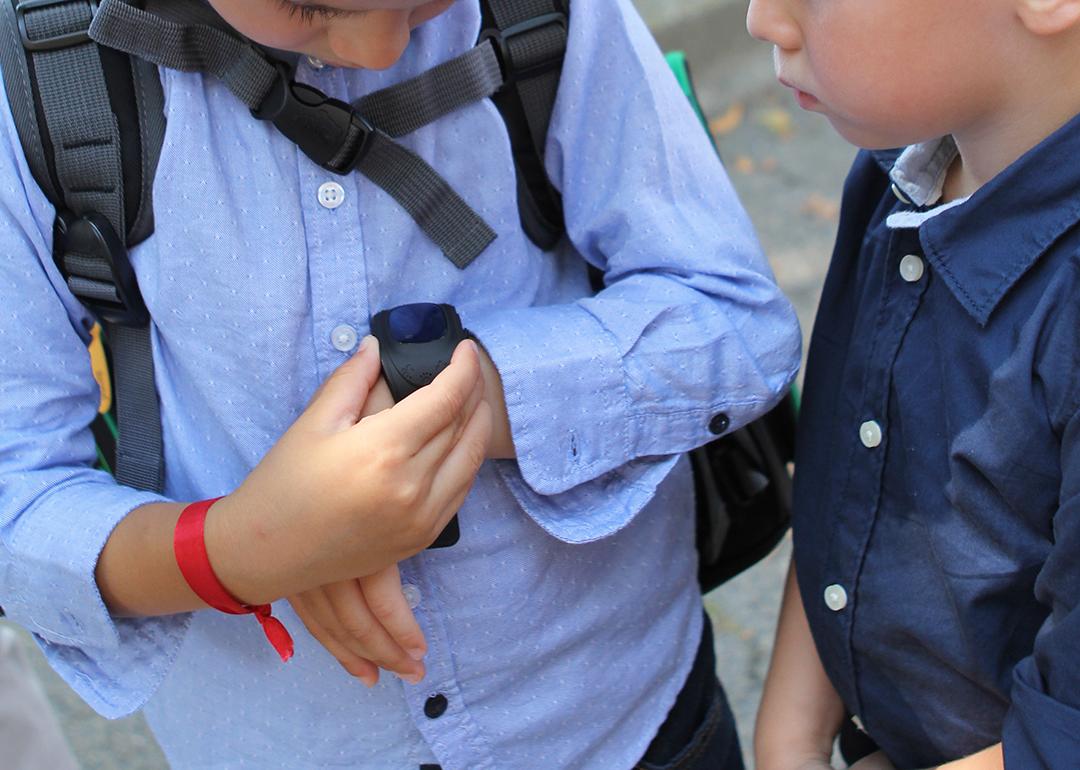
[825,227,930,723]
[399,557,496,770]
[294,64,371,381]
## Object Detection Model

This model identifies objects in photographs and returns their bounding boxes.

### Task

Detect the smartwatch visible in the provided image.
[370,302,470,549]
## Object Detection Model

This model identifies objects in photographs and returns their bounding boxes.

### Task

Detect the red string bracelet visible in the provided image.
[173,497,294,662]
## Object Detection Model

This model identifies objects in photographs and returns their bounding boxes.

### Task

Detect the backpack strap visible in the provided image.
[351,0,573,251]
[91,0,498,269]
[1,0,167,492]
[480,0,569,250]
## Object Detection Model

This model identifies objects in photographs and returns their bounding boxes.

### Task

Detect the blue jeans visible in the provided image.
[634,612,744,770]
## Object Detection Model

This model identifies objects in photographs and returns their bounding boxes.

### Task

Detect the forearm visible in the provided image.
[756,559,845,768]
[95,496,295,617]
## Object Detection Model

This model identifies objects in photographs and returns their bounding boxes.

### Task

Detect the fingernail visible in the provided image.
[358,335,376,353]
[404,671,425,685]
[407,647,426,662]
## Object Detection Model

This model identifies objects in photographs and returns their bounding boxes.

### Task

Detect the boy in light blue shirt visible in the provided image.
[0,1,800,767]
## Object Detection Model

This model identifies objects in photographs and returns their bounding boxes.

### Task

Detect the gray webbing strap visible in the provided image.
[109,324,164,489]
[12,0,165,492]
[25,1,125,236]
[485,0,567,162]
[91,0,278,110]
[127,56,167,246]
[354,41,504,139]
[358,132,497,268]
[92,0,497,266]
[0,1,57,202]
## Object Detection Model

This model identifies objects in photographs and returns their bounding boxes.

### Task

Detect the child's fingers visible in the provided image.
[421,400,493,531]
[357,565,427,663]
[405,372,485,476]
[289,591,379,686]
[324,580,425,684]
[366,340,483,455]
[304,337,383,430]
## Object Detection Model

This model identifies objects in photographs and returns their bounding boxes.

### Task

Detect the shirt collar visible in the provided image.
[870,112,1080,326]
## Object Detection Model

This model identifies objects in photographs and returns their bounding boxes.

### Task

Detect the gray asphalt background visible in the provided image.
[7,2,856,767]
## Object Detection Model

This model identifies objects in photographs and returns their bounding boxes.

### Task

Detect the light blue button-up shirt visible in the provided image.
[0,1,800,767]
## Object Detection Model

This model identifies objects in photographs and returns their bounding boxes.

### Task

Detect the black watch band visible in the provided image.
[371,303,469,403]
[370,302,470,549]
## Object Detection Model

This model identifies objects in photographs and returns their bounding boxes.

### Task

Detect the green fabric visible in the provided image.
[665,51,714,152]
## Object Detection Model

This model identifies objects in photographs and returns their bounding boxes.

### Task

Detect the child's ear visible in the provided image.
[1017,0,1080,35]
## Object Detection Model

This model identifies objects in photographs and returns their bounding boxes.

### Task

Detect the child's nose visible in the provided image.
[746,0,801,51]
[326,10,412,70]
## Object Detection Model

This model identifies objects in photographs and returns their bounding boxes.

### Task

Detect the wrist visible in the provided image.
[175,497,294,662]
[474,340,514,459]
[201,491,286,606]
[756,712,836,770]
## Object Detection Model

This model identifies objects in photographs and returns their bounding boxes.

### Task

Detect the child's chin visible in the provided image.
[829,119,912,151]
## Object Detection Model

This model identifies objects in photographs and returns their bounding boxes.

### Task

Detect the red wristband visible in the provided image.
[174,498,294,662]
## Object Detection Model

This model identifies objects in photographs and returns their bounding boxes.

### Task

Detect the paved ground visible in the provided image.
[12,2,857,768]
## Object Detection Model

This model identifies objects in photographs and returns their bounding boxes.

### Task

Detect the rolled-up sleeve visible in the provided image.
[0,81,186,718]
[466,0,800,542]
[1003,404,1080,767]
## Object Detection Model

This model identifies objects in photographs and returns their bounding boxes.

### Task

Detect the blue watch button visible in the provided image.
[388,303,448,344]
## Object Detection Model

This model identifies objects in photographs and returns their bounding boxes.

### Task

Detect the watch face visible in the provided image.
[388,303,448,344]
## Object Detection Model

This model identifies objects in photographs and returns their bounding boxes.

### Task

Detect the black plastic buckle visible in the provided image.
[54,211,148,326]
[16,0,97,52]
[482,11,568,87]
[253,62,375,175]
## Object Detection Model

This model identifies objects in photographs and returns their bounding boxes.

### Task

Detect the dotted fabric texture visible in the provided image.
[0,1,800,767]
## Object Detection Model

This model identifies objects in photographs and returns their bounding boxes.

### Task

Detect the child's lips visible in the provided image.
[779,77,820,110]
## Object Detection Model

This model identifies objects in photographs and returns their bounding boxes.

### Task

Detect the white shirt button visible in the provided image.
[318,181,346,210]
[306,55,327,71]
[331,324,358,352]
[859,420,883,448]
[899,254,925,283]
[402,583,422,610]
[824,584,848,612]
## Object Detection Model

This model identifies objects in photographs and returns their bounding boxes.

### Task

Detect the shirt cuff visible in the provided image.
[493,453,684,544]
[467,302,632,496]
[1003,657,1080,769]
[1,474,191,718]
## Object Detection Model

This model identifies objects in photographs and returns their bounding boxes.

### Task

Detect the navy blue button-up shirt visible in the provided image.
[794,114,1080,769]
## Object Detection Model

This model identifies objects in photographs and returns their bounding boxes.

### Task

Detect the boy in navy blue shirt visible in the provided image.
[748,0,1080,768]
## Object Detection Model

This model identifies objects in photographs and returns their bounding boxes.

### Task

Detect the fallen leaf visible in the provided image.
[758,107,794,139]
[733,155,756,175]
[708,102,745,137]
[800,193,841,221]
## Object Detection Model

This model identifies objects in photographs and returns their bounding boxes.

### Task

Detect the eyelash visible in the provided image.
[275,0,351,24]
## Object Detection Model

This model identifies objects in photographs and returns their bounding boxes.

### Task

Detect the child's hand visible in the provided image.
[208,337,492,604]
[288,563,426,687]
